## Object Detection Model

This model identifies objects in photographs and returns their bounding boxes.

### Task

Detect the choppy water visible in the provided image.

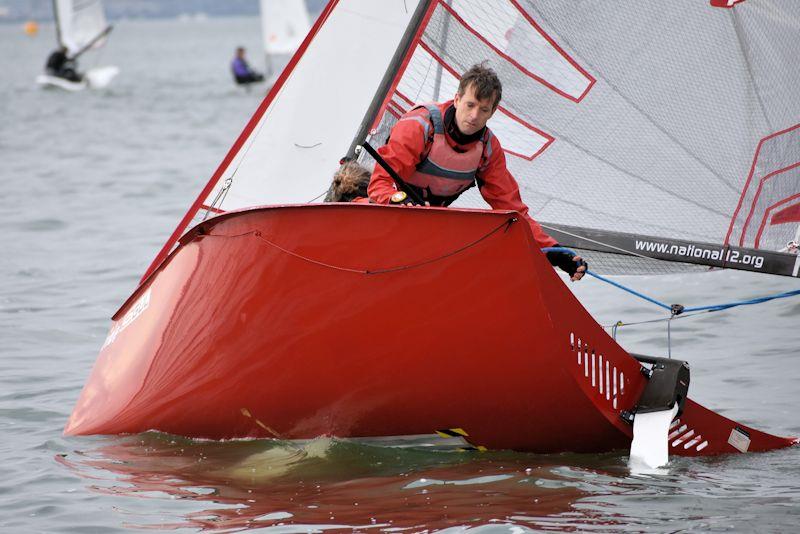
[2,16,800,533]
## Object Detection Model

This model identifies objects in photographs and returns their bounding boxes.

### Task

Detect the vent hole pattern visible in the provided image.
[568,332,625,410]
[667,418,711,452]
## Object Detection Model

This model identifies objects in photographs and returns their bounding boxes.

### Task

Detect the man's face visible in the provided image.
[453,83,497,136]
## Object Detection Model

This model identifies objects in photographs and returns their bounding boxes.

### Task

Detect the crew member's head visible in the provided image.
[453,63,502,135]
[236,46,246,58]
[325,161,371,202]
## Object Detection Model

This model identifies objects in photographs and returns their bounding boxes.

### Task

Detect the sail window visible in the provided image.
[440,0,594,102]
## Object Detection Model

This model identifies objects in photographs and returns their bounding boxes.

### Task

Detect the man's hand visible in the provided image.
[569,255,587,281]
[545,247,588,282]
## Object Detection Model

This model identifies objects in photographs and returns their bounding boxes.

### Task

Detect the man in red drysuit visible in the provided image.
[368,63,586,281]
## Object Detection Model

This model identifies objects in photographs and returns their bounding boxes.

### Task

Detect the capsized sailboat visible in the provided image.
[66,0,800,457]
[36,0,119,91]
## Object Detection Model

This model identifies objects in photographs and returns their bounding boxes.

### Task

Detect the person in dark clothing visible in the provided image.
[231,47,264,85]
[45,46,82,82]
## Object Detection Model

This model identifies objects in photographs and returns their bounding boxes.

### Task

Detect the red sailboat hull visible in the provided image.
[65,205,796,455]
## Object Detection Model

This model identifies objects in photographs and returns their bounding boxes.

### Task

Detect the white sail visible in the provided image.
[209,1,422,209]
[54,0,111,57]
[259,0,312,81]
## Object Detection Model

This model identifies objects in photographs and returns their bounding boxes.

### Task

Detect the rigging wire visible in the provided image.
[596,271,800,357]
[543,246,800,356]
[584,267,800,314]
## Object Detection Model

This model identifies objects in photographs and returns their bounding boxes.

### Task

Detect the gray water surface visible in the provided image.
[2,16,800,533]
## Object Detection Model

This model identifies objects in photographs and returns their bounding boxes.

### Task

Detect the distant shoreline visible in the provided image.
[0,13,260,25]
[0,0,326,25]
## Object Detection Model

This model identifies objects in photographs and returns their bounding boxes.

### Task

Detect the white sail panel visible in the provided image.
[205,0,424,211]
[54,0,110,56]
[445,0,593,101]
[259,0,312,81]
[726,125,800,250]
[260,0,311,55]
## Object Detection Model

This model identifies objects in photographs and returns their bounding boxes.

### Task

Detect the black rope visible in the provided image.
[361,141,427,205]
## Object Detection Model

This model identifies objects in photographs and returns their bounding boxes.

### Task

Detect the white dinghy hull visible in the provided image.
[36,65,119,91]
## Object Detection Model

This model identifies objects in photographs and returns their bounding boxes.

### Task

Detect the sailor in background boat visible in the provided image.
[231,46,264,85]
[324,160,371,203]
[368,63,586,281]
[45,45,82,82]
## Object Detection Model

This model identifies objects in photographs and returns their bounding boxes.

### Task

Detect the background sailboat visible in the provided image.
[259,0,312,85]
[36,0,118,91]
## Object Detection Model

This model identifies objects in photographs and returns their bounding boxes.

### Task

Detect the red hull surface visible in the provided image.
[65,205,796,455]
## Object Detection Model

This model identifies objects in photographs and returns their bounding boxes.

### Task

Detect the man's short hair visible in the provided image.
[457,63,502,109]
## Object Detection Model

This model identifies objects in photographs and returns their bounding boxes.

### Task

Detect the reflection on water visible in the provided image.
[58,433,588,531]
[56,432,800,532]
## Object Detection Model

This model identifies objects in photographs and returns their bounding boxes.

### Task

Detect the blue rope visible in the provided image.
[680,289,800,312]
[584,270,673,311]
[541,246,800,314]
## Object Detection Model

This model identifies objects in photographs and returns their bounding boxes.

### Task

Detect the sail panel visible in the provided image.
[260,0,312,81]
[261,0,311,54]
[441,0,594,102]
[726,124,800,250]
[202,0,424,214]
[54,0,110,56]
[393,44,554,160]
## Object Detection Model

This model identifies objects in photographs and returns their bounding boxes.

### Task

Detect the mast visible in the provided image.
[346,0,435,158]
[52,0,64,48]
